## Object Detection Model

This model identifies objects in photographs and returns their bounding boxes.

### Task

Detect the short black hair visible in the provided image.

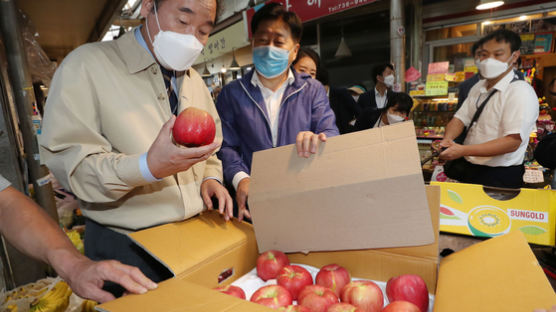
[372,63,394,84]
[385,92,413,115]
[251,2,303,42]
[293,47,320,69]
[471,41,480,56]
[478,29,521,53]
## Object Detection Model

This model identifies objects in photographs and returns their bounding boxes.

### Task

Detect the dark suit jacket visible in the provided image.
[329,87,360,134]
[354,107,383,131]
[356,89,392,111]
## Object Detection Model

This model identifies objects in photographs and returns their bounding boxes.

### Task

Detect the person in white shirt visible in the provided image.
[439,29,539,188]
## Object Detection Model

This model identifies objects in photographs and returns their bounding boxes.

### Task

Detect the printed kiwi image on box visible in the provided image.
[432,182,556,246]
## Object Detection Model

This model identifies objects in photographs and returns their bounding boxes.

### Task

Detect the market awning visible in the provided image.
[15,0,128,62]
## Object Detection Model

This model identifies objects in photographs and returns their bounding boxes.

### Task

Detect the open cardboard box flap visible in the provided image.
[249,122,435,253]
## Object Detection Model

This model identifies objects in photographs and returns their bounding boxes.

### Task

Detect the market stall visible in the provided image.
[413,9,556,187]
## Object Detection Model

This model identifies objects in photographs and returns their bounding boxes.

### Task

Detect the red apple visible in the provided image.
[213,285,246,299]
[279,305,312,312]
[327,303,362,312]
[382,301,421,312]
[340,281,383,312]
[250,285,293,309]
[172,107,216,147]
[316,264,351,297]
[256,250,290,281]
[277,265,313,299]
[386,275,429,312]
[298,285,339,312]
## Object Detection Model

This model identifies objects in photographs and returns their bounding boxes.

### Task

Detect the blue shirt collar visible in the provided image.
[135,26,154,59]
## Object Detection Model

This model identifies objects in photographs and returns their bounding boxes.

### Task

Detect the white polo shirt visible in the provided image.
[454,70,538,167]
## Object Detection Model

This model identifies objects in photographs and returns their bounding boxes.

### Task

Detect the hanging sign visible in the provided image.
[244,0,378,38]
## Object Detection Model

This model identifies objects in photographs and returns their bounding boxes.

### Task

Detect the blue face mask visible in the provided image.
[252,45,291,78]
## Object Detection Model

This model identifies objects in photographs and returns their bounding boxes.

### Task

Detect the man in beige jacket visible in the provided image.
[39,0,231,296]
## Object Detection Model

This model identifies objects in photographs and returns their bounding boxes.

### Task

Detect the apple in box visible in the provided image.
[340,280,383,312]
[298,285,339,312]
[250,285,293,309]
[327,303,362,312]
[279,305,311,312]
[386,274,429,312]
[257,250,290,281]
[213,285,245,300]
[172,107,216,147]
[315,264,351,297]
[382,301,421,312]
[277,265,313,300]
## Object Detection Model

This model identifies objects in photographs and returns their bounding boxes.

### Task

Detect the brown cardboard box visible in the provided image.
[99,123,556,311]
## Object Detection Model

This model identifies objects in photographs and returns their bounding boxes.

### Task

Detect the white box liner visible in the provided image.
[231,263,435,311]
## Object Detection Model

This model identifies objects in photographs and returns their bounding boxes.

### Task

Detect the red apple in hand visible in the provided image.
[279,305,311,312]
[316,264,351,297]
[172,107,216,147]
[298,285,339,312]
[278,265,313,299]
[257,250,290,281]
[340,281,383,312]
[250,285,293,309]
[213,285,246,300]
[386,275,429,312]
[382,301,421,312]
[327,303,362,312]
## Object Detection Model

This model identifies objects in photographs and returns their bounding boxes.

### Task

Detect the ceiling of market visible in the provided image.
[12,0,554,63]
[15,0,128,62]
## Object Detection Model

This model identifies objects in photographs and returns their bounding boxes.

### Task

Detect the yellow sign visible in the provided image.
[409,90,425,96]
[426,73,445,82]
[464,66,478,74]
[455,71,466,82]
[425,81,449,96]
[444,73,456,82]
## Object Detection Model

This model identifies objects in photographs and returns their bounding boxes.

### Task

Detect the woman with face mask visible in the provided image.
[354,92,413,131]
[439,29,539,188]
[215,3,339,222]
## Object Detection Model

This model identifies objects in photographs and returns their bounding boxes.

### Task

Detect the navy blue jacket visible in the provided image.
[216,69,339,185]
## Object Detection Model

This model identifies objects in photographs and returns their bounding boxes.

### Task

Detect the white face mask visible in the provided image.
[146,4,204,71]
[384,75,395,88]
[478,53,514,79]
[387,112,405,125]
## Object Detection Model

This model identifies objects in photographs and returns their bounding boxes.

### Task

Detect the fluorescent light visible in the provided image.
[483,21,492,25]
[519,15,527,20]
[476,0,504,10]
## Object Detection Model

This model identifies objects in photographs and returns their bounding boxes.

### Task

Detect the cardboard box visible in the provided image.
[432,181,556,246]
[98,123,556,311]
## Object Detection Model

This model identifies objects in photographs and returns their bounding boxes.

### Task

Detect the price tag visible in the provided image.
[523,169,544,184]
[425,81,449,96]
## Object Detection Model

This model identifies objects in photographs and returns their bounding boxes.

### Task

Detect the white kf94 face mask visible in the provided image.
[387,112,405,124]
[478,53,514,79]
[146,4,204,71]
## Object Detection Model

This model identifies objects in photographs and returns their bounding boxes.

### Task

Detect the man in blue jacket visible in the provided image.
[216,3,339,220]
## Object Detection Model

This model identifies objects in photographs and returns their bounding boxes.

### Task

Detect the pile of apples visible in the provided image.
[214,250,430,312]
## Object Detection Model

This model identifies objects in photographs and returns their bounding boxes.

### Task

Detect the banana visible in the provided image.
[81,299,98,312]
[30,281,72,312]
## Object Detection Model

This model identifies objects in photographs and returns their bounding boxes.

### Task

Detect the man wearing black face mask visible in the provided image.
[439,29,539,188]
[40,0,233,296]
